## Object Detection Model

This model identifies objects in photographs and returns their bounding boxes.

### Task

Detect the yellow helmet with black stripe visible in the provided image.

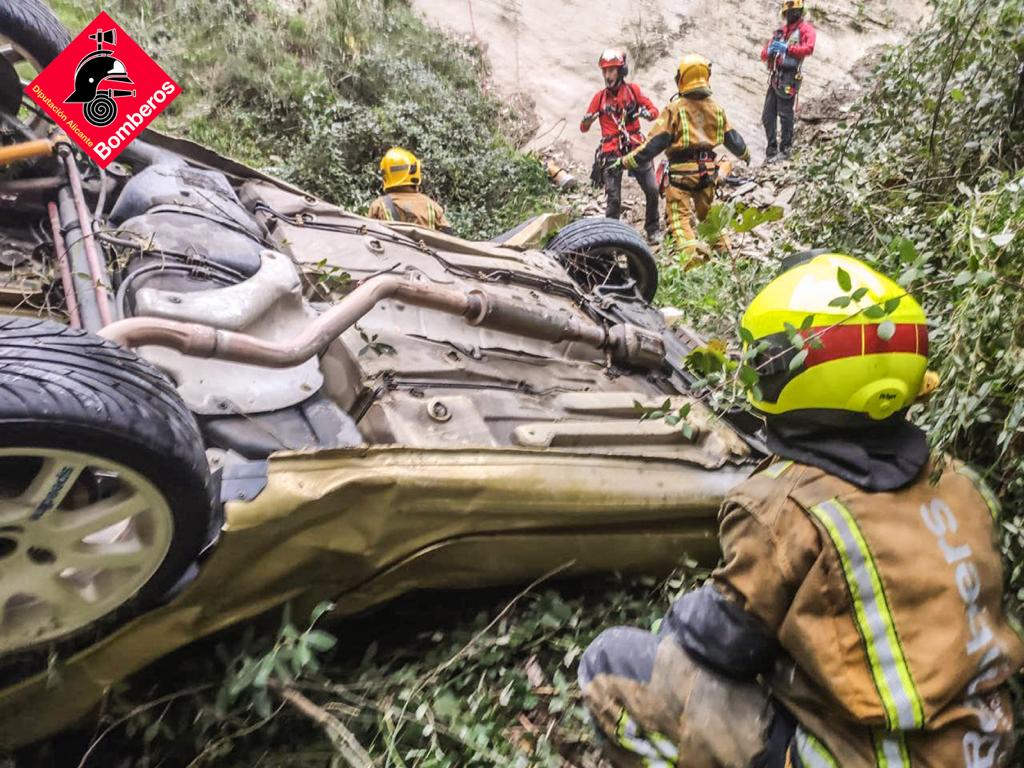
[380,147,422,191]
[781,0,804,11]
[741,253,929,421]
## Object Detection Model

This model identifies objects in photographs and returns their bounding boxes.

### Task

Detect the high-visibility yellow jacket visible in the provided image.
[622,90,749,178]
[367,187,451,233]
[711,458,1024,766]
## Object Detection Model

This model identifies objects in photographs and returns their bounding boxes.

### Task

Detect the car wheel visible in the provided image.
[0,0,69,124]
[547,217,659,302]
[0,317,213,660]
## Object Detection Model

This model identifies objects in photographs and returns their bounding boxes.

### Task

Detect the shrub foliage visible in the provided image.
[55,0,553,239]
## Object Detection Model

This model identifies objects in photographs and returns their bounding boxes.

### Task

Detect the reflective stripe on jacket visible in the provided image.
[622,93,747,172]
[367,189,450,231]
[714,458,1024,766]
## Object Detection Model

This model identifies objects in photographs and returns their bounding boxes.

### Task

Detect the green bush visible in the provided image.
[664,0,1024,600]
[53,0,554,239]
[789,0,1024,600]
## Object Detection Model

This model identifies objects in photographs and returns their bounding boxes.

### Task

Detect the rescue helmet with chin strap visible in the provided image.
[676,54,712,95]
[741,253,929,421]
[380,147,421,191]
[598,48,629,78]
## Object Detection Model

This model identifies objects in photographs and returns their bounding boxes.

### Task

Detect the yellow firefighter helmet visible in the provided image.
[781,0,804,12]
[380,147,422,191]
[741,253,929,421]
[676,54,711,95]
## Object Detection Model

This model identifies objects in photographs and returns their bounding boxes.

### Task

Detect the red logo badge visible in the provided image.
[24,12,180,168]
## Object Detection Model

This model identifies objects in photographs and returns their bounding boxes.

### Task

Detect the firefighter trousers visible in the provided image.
[665,182,728,267]
[578,626,792,767]
[761,88,795,156]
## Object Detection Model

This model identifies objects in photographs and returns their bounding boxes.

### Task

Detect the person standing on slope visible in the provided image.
[368,147,453,234]
[614,54,749,266]
[761,0,816,162]
[581,48,662,244]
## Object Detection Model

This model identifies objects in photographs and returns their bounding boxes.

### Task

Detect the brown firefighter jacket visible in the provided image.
[621,90,749,189]
[664,457,1024,767]
[367,187,452,233]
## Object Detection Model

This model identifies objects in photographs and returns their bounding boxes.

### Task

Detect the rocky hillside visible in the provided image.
[412,0,930,163]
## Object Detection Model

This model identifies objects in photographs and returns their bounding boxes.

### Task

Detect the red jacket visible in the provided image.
[580,82,659,157]
[761,18,816,65]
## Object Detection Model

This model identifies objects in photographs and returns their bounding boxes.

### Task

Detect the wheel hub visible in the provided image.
[0,448,173,654]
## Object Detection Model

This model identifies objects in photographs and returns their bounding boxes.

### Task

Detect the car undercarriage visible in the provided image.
[0,0,764,747]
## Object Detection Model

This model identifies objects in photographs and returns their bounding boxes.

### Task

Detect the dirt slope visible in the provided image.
[411,0,930,164]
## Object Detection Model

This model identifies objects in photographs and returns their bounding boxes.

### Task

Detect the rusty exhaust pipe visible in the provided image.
[100,274,664,369]
[46,202,81,329]
[59,147,113,327]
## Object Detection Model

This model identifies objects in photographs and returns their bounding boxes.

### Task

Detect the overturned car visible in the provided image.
[0,0,762,747]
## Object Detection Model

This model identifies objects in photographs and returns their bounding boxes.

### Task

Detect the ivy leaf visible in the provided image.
[732,203,784,233]
[893,237,917,264]
[863,305,887,319]
[253,654,275,688]
[883,297,902,313]
[837,267,852,292]
[800,314,815,330]
[898,266,919,286]
[829,296,852,308]
[851,287,869,302]
[304,630,337,652]
[877,320,896,341]
[739,326,755,345]
[310,601,335,625]
[254,690,272,719]
[739,365,759,387]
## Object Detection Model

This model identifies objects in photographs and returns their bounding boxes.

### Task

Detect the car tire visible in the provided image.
[0,0,69,139]
[0,317,213,661]
[0,0,70,71]
[547,217,659,302]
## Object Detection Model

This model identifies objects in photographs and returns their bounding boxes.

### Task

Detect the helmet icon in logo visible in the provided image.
[65,28,135,127]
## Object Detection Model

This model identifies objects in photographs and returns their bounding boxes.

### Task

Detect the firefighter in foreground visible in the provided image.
[367,147,453,233]
[761,0,816,162]
[580,48,661,244]
[615,54,749,266]
[579,253,1024,767]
